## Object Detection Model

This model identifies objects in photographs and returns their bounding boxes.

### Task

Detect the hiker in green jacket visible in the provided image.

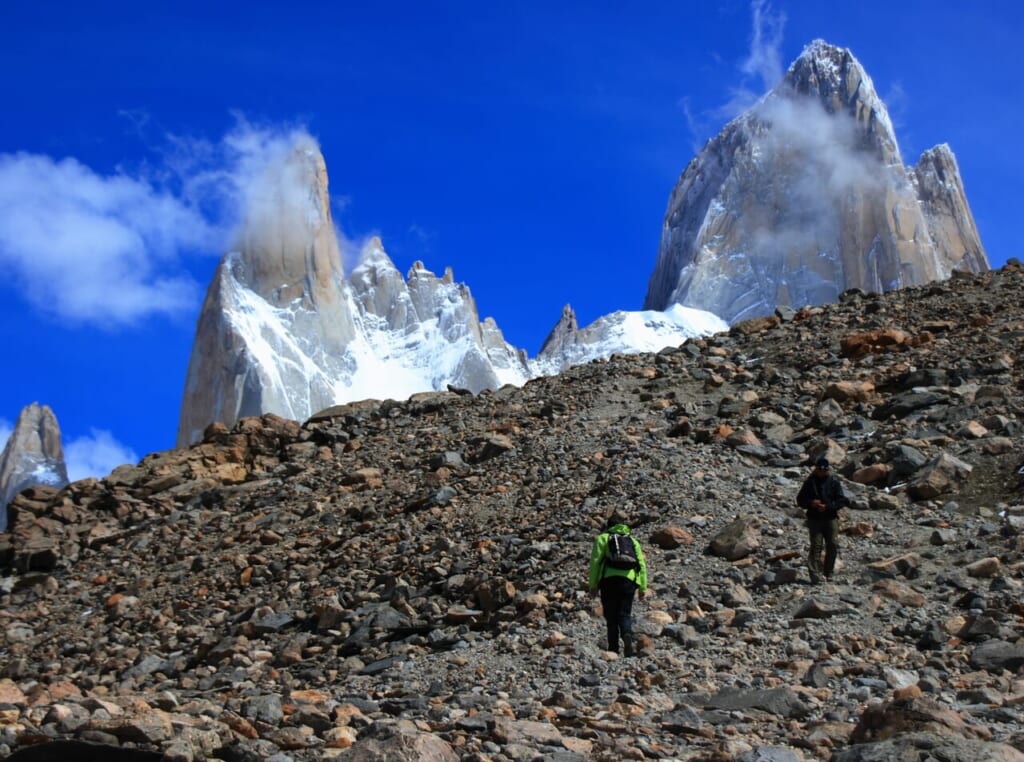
[588,513,648,656]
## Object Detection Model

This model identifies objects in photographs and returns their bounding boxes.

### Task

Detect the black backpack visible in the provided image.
[605,533,639,570]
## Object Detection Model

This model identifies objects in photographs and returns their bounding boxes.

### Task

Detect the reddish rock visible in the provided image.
[650,526,695,549]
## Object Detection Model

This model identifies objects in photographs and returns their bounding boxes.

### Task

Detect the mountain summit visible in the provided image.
[644,40,989,323]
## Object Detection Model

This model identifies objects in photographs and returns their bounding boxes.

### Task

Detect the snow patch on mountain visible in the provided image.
[533,304,728,377]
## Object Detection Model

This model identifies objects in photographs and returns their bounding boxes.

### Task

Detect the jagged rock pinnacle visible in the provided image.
[538,304,579,357]
[0,402,68,531]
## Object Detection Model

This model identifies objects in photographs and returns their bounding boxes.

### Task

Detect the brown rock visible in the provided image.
[474,579,516,612]
[343,468,384,489]
[725,428,761,447]
[873,579,926,607]
[840,329,908,358]
[346,722,459,761]
[650,526,695,549]
[731,316,780,335]
[493,718,563,746]
[851,695,992,742]
[957,420,990,439]
[0,679,27,705]
[867,553,922,579]
[851,463,892,485]
[907,453,973,501]
[823,380,876,403]
[965,557,1001,578]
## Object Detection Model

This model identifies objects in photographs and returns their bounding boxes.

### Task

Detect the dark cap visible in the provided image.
[815,457,830,469]
[605,512,627,530]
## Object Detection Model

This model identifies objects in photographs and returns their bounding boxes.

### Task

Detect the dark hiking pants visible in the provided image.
[807,515,839,579]
[599,575,637,654]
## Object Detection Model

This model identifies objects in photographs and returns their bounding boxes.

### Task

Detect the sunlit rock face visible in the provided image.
[644,39,989,324]
[0,403,68,531]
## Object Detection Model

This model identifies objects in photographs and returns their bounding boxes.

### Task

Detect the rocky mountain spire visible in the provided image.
[538,304,579,358]
[644,39,989,324]
[177,140,360,446]
[0,402,68,531]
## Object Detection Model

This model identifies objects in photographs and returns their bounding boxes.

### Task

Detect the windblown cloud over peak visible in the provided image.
[0,120,336,328]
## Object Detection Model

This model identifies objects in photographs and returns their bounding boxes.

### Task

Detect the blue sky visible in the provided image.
[1,1,1021,477]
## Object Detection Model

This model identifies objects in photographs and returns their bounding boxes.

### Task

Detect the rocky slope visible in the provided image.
[644,40,989,324]
[0,402,68,532]
[2,264,1024,760]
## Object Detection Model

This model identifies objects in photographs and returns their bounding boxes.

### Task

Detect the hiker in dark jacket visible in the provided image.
[588,513,648,656]
[796,457,849,583]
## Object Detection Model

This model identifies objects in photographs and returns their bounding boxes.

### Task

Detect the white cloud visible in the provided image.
[64,429,139,482]
[883,81,910,141]
[164,117,358,267]
[737,92,887,263]
[0,117,351,328]
[756,96,885,195]
[0,153,215,326]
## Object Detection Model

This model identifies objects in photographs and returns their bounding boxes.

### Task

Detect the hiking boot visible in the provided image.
[809,572,821,585]
[622,637,635,657]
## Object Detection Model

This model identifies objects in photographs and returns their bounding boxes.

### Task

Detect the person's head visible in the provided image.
[814,457,830,476]
[605,512,628,530]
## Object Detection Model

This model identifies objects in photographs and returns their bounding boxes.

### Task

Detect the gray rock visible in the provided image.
[705,686,810,719]
[708,515,761,560]
[831,732,1024,762]
[969,640,1024,673]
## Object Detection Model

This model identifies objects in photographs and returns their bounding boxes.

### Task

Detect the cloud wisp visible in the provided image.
[683,0,788,150]
[742,0,786,92]
[0,118,342,328]
[64,429,139,482]
[734,71,890,274]
[716,0,787,121]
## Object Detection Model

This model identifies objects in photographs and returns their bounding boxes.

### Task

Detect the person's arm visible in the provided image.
[796,479,815,510]
[829,478,849,510]
[633,538,648,597]
[588,534,607,592]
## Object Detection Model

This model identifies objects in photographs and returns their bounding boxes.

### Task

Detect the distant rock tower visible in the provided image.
[0,403,68,532]
[644,39,989,323]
